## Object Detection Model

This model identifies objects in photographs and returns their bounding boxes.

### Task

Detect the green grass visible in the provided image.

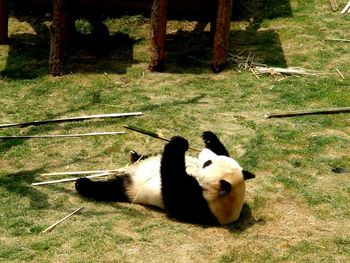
[0,0,349,262]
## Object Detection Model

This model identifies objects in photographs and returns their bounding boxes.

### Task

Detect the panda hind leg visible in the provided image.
[75,175,131,202]
[202,131,230,157]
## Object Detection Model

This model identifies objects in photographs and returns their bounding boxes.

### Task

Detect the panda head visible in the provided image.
[196,149,255,225]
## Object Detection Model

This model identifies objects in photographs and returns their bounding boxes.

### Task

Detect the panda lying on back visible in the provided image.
[75,131,255,225]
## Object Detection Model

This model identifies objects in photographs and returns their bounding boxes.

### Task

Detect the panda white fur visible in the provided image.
[75,131,255,225]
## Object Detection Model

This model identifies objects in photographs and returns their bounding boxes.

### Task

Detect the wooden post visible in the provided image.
[0,0,9,44]
[149,0,168,72]
[49,0,70,76]
[212,0,233,73]
[210,0,218,41]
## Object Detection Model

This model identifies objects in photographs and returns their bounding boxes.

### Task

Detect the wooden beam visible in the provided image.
[212,0,233,73]
[49,0,70,76]
[0,0,9,44]
[149,0,168,72]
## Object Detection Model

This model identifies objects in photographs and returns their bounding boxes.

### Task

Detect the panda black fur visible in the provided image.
[75,131,255,225]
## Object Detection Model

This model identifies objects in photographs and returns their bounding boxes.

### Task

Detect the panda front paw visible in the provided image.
[202,131,220,146]
[129,150,142,163]
[168,136,189,152]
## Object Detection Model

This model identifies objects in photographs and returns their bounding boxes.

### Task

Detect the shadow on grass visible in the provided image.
[70,191,160,222]
[65,32,140,75]
[232,0,293,28]
[0,33,50,79]
[1,31,139,79]
[1,10,50,79]
[156,0,293,73]
[0,148,120,209]
[2,0,292,77]
[0,169,50,209]
[1,7,139,79]
[226,203,265,233]
[137,94,206,112]
[166,29,287,74]
[72,196,262,231]
[151,202,261,231]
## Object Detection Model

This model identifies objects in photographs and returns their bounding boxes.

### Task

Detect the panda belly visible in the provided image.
[127,156,165,209]
[126,155,201,210]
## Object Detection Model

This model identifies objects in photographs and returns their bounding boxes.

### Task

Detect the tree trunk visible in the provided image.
[149,0,168,72]
[0,0,9,44]
[212,0,233,73]
[49,0,70,76]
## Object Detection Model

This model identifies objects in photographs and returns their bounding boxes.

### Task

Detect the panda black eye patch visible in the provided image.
[202,160,212,168]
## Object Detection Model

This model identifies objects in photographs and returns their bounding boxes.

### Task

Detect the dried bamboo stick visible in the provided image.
[0,131,125,140]
[41,170,119,176]
[255,66,321,76]
[336,68,345,79]
[0,112,143,129]
[250,68,261,80]
[325,38,350,43]
[265,107,350,118]
[124,125,200,152]
[31,172,113,186]
[341,0,350,13]
[329,0,338,11]
[41,207,84,233]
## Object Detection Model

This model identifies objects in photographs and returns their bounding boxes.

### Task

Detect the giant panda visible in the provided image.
[75,131,255,225]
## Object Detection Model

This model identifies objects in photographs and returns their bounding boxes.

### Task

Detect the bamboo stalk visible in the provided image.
[329,0,338,11]
[41,207,84,233]
[0,112,143,129]
[265,107,350,118]
[124,124,168,142]
[325,38,350,43]
[31,172,113,186]
[0,131,125,140]
[124,124,200,152]
[336,68,345,79]
[250,68,261,80]
[255,66,321,76]
[341,0,350,13]
[41,170,119,176]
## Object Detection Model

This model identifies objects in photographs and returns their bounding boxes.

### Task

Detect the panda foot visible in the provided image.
[202,131,220,146]
[75,177,94,197]
[202,131,230,157]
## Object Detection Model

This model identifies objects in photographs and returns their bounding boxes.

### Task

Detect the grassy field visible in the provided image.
[0,0,349,262]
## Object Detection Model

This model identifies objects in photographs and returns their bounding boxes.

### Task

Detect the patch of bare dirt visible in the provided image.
[0,159,12,170]
[249,194,347,250]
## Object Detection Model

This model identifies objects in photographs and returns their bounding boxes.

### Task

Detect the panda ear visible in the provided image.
[219,180,232,197]
[243,170,255,180]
